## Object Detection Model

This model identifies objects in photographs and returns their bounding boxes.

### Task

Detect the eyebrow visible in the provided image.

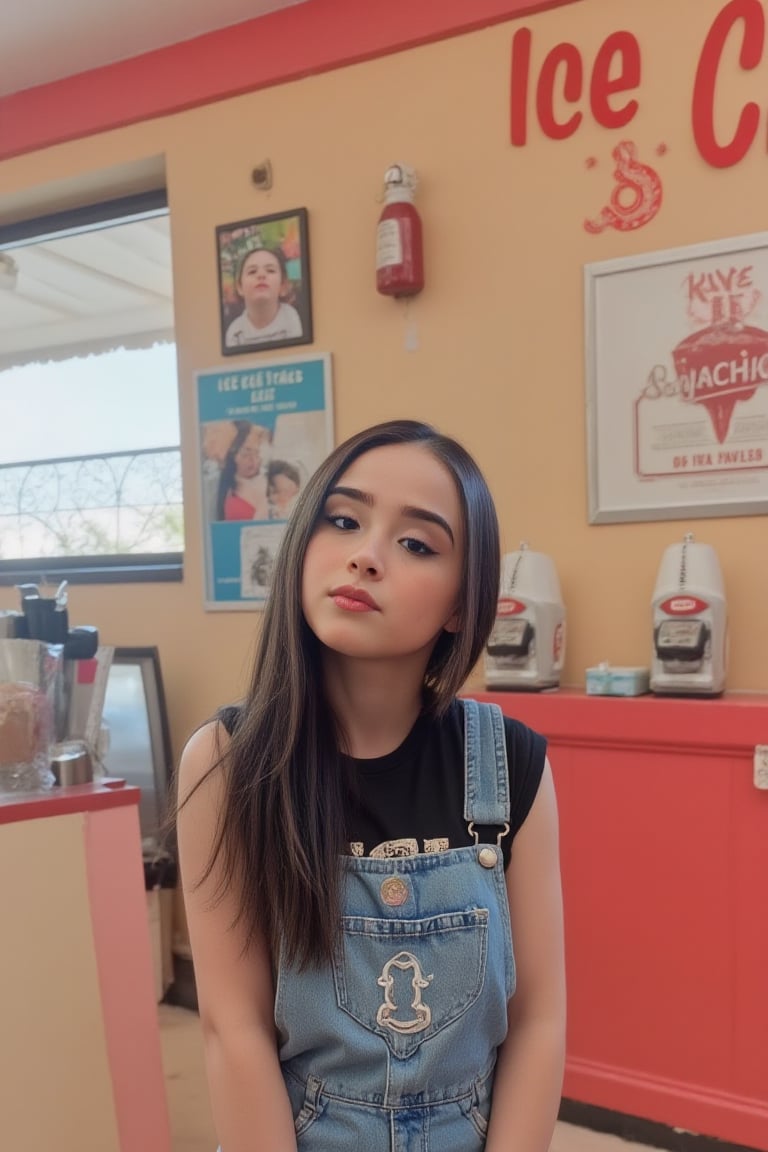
[327,485,455,545]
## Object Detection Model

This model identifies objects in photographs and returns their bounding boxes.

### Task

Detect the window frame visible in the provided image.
[0,189,183,585]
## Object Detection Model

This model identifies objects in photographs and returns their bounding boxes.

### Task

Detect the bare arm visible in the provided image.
[177,722,297,1152]
[485,759,566,1152]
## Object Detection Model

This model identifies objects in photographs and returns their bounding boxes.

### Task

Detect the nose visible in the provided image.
[347,537,383,579]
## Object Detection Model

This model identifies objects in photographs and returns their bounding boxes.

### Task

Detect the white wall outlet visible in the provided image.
[754,745,768,790]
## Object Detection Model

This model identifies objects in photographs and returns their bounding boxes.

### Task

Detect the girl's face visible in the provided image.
[237,250,286,305]
[234,432,264,478]
[301,443,464,664]
[269,471,300,512]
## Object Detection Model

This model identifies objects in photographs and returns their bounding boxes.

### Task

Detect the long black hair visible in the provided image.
[201,420,500,968]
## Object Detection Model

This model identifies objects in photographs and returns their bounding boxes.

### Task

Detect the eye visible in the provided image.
[325,513,359,531]
[400,537,437,556]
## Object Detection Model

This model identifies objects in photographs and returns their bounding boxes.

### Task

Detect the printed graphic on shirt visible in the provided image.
[348,837,451,858]
[371,838,419,859]
[424,837,450,853]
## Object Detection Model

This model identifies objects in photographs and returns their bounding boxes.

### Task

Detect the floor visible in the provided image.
[158,1004,661,1152]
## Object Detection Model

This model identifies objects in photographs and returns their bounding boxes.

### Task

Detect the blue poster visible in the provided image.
[196,354,333,608]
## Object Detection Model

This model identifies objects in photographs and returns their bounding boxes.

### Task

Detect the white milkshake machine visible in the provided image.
[650,532,727,696]
[485,543,565,690]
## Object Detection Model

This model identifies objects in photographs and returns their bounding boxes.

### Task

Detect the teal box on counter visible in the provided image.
[585,664,650,697]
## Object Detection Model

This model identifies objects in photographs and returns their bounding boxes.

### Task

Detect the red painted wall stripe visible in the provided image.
[0,0,580,162]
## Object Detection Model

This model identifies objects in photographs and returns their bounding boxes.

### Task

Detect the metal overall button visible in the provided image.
[380,876,410,906]
[468,821,509,868]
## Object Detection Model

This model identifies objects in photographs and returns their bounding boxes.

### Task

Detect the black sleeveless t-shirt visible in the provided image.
[218,698,546,869]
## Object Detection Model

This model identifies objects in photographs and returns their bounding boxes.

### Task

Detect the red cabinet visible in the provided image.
[470,691,768,1150]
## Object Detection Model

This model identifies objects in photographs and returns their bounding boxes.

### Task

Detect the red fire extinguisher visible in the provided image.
[376,165,424,298]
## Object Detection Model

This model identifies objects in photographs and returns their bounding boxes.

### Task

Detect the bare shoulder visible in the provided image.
[176,720,232,893]
[177,719,230,803]
[515,756,559,853]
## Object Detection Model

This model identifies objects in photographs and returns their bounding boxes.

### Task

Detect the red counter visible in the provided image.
[0,775,142,823]
[469,690,768,1151]
[0,780,171,1152]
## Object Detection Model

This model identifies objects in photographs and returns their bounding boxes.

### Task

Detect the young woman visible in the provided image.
[215,421,270,522]
[178,419,565,1152]
[224,246,303,348]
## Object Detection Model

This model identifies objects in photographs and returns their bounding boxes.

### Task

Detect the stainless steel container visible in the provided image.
[50,742,93,787]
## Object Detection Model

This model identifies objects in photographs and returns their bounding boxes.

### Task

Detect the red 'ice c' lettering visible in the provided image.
[536,42,584,140]
[693,0,765,168]
[590,31,641,129]
[510,27,533,146]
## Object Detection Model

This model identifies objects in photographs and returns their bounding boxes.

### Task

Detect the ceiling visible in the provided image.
[3,0,304,97]
[0,216,174,368]
[1,0,308,366]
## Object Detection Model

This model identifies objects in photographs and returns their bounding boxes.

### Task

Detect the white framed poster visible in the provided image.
[585,233,768,523]
[196,353,334,609]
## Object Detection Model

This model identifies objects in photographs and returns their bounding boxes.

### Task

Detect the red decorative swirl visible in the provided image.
[585,141,663,234]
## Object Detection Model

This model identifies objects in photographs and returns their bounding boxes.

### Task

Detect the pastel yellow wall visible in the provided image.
[1,0,767,775]
[0,814,120,1151]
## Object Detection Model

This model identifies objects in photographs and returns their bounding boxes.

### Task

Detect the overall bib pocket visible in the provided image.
[332,909,489,1059]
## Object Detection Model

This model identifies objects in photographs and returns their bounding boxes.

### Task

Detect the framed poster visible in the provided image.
[585,232,768,523]
[216,208,312,356]
[196,353,333,609]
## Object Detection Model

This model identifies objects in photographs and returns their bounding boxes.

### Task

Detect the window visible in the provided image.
[0,191,182,584]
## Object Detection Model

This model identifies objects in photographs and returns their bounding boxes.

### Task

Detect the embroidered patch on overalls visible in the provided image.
[376,951,433,1034]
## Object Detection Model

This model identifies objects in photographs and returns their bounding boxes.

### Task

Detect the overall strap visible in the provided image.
[462,699,510,832]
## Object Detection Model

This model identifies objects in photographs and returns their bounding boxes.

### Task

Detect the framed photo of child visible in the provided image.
[216,208,313,357]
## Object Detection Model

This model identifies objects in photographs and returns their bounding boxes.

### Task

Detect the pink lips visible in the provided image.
[330,585,380,612]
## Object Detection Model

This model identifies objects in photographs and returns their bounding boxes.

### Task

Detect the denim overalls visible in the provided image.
[276,700,516,1152]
